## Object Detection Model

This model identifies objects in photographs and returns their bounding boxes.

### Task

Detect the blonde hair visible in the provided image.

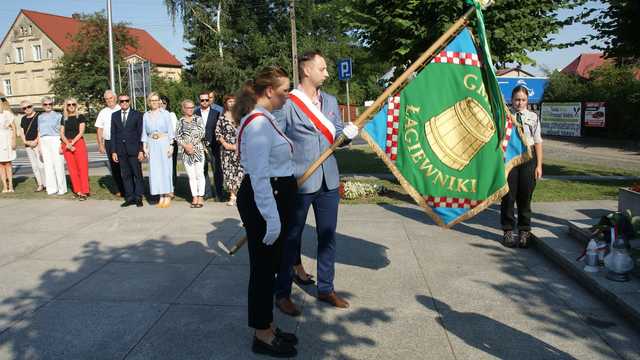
[181,99,195,109]
[20,100,32,107]
[147,92,160,108]
[63,97,78,120]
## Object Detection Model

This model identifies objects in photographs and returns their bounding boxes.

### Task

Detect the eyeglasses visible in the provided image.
[199,98,209,102]
[162,101,167,105]
[150,99,160,102]
[21,105,32,111]
[119,99,130,103]
[66,103,77,107]
[184,106,195,109]
[43,103,53,106]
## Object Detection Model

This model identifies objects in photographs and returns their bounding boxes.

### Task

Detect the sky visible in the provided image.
[0,0,604,77]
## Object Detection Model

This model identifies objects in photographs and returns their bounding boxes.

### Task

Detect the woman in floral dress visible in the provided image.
[215,95,243,206]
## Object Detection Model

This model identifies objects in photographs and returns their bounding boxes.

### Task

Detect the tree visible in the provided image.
[49,12,136,110]
[338,0,587,69]
[164,0,388,104]
[583,0,640,64]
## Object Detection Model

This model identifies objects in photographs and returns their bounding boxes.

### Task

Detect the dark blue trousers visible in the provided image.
[275,181,339,298]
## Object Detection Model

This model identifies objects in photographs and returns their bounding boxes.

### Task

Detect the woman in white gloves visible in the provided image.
[234,66,298,358]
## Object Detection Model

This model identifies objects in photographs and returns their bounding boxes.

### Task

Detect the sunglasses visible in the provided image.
[199,99,209,102]
[67,103,77,107]
[43,103,53,106]
[119,99,130,103]
[21,105,33,111]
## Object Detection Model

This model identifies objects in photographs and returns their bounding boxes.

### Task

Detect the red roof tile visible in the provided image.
[20,9,182,67]
[561,53,611,79]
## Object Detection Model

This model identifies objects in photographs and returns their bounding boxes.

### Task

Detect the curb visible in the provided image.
[532,226,640,330]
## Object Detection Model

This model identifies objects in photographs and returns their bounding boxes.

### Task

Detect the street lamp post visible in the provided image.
[107,0,116,93]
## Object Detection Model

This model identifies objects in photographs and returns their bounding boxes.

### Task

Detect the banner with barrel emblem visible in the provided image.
[361,27,530,228]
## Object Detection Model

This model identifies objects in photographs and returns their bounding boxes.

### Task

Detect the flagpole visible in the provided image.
[225,6,476,255]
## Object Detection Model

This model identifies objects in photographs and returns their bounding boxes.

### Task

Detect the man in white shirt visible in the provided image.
[95,90,123,196]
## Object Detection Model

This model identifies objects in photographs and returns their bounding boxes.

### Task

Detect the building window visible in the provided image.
[3,80,12,96]
[20,26,26,36]
[28,25,33,35]
[5,55,10,64]
[47,49,53,59]
[32,45,42,61]
[15,47,24,63]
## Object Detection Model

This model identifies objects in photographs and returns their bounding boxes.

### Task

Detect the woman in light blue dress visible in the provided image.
[141,92,175,208]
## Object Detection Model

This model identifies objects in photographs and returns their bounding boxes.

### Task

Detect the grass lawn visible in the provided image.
[2,175,210,204]
[2,143,636,204]
[336,145,640,177]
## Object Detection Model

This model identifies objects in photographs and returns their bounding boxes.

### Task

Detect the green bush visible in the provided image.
[543,65,640,139]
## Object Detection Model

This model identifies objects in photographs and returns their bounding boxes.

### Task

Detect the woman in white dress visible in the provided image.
[0,97,17,193]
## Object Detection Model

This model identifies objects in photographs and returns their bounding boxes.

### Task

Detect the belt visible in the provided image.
[151,132,167,140]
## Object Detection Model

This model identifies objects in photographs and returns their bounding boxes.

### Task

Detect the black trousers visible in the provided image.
[105,140,124,195]
[237,174,297,330]
[118,153,144,202]
[203,144,224,199]
[171,140,178,188]
[501,148,537,232]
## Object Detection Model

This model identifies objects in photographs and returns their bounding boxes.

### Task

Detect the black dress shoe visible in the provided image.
[136,199,143,207]
[275,328,298,346]
[252,336,297,358]
[120,200,133,207]
[293,273,315,286]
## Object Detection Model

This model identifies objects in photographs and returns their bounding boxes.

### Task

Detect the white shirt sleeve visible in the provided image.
[242,118,279,223]
[95,108,105,128]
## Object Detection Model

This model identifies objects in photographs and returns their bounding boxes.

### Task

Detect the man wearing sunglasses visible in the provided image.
[195,91,224,201]
[19,100,46,192]
[110,95,144,207]
[94,90,124,197]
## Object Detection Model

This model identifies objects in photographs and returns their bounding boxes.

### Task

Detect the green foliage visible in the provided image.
[338,0,587,69]
[49,12,136,112]
[164,0,387,105]
[583,0,640,64]
[543,65,640,139]
[151,73,201,114]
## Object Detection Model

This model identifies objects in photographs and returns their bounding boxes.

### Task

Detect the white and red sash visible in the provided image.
[288,89,336,144]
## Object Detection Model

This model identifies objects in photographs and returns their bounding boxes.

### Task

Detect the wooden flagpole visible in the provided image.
[225,6,476,255]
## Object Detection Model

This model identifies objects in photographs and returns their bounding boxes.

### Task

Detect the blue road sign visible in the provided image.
[337,58,352,81]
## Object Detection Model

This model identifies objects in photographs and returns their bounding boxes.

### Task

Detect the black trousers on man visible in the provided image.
[105,140,124,195]
[203,144,224,200]
[237,175,297,330]
[119,154,144,202]
[501,148,537,232]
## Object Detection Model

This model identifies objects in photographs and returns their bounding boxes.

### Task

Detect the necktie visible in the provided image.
[122,111,128,127]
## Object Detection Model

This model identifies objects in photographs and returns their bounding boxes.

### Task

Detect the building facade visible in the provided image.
[0,10,183,109]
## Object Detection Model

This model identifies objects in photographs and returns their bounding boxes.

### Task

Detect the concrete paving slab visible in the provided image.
[59,262,205,303]
[0,297,46,333]
[0,233,64,266]
[296,303,453,360]
[177,264,249,306]
[0,259,104,299]
[0,300,167,360]
[125,304,267,360]
[575,307,640,360]
[114,237,216,265]
[26,238,133,262]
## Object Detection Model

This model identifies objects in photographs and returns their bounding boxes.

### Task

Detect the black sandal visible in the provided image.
[252,335,297,358]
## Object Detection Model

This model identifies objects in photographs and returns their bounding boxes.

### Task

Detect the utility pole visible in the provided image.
[289,0,299,87]
[216,1,223,59]
[107,0,116,92]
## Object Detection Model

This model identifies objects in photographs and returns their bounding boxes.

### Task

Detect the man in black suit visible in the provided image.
[111,94,144,207]
[195,91,224,201]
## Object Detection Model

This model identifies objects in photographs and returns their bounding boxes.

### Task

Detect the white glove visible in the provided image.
[262,217,281,246]
[342,122,359,140]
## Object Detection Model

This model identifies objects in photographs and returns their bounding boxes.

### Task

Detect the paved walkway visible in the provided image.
[0,199,638,359]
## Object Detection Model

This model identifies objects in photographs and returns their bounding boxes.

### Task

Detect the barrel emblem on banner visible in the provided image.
[424,97,495,171]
